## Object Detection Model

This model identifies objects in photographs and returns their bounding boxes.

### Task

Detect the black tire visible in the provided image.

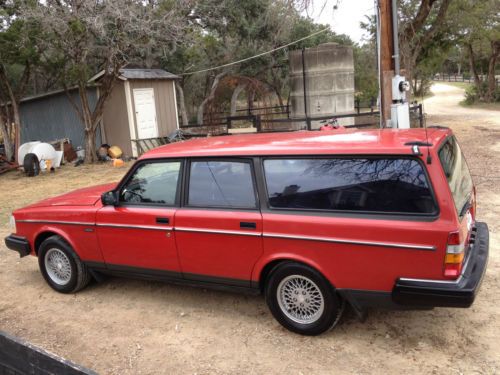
[23,153,40,177]
[38,235,91,293]
[265,262,344,336]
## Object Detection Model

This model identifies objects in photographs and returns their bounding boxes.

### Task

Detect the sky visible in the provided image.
[310,0,376,43]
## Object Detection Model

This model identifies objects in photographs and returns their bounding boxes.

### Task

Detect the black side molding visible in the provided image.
[4,235,31,257]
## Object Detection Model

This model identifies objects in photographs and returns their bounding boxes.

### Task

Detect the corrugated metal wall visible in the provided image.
[19,88,101,148]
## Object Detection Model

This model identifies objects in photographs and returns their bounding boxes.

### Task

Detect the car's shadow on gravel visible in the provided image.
[75,273,454,339]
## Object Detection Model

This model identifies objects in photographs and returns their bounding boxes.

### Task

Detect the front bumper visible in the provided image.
[4,235,31,258]
[392,222,489,308]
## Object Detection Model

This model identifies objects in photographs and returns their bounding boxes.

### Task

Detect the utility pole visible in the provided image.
[379,0,394,127]
[377,0,410,129]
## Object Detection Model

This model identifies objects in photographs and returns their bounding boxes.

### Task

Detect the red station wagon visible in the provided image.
[6,128,489,335]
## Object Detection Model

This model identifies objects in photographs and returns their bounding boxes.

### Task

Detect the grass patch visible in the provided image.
[459,100,500,111]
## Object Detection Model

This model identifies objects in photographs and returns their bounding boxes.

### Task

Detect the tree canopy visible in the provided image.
[1,0,497,163]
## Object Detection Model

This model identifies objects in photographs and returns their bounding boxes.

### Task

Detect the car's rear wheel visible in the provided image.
[265,262,344,335]
[38,235,91,293]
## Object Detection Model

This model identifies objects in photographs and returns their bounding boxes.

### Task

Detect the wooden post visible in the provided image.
[379,0,395,127]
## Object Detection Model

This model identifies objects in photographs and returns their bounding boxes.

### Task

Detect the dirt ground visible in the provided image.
[0,83,499,374]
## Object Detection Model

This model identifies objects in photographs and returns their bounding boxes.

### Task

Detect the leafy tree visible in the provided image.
[455,0,500,102]
[22,0,191,162]
[361,0,456,96]
[398,0,455,95]
[163,1,352,125]
[0,0,41,161]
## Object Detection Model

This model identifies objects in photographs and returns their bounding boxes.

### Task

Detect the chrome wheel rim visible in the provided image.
[277,275,325,324]
[44,248,72,285]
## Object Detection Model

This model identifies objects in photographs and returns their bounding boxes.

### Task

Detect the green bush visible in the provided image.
[464,84,481,104]
[464,82,500,104]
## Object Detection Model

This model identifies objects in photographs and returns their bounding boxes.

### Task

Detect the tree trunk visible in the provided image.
[0,66,21,162]
[230,82,246,116]
[466,43,483,98]
[486,41,500,102]
[175,81,189,126]
[84,128,97,164]
[247,89,256,112]
[77,84,98,163]
[197,72,226,125]
[0,122,14,161]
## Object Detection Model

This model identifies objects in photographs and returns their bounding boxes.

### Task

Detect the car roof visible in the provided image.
[140,128,452,159]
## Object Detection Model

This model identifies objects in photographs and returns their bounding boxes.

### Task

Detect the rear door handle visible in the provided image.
[240,222,256,230]
[156,217,170,225]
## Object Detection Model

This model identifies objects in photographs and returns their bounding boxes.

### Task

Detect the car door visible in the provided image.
[174,158,263,286]
[96,159,183,273]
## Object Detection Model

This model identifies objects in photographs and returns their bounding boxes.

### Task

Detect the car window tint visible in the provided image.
[120,162,181,205]
[188,161,257,208]
[264,158,437,214]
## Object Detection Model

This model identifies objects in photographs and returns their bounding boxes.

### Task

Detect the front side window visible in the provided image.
[263,158,437,214]
[120,161,181,205]
[188,160,257,208]
[439,136,474,218]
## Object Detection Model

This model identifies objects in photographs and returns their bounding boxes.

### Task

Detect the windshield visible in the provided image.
[438,136,474,219]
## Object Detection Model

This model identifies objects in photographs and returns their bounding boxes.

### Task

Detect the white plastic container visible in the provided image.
[18,142,57,170]
[18,141,41,165]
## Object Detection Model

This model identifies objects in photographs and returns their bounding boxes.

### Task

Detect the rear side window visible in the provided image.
[439,137,473,218]
[263,158,437,214]
[188,160,257,208]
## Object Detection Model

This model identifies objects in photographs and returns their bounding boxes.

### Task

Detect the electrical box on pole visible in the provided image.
[378,0,411,129]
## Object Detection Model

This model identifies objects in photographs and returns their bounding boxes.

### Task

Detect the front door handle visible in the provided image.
[240,222,256,230]
[156,217,170,225]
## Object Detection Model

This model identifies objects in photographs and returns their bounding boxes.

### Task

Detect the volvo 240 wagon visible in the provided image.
[6,128,489,335]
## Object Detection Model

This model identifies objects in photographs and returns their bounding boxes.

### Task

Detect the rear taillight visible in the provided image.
[471,186,477,219]
[444,231,465,278]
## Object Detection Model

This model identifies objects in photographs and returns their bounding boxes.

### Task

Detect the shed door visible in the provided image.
[133,88,158,139]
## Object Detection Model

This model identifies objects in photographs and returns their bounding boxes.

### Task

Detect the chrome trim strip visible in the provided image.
[96,223,173,231]
[175,226,261,237]
[17,220,173,231]
[263,232,436,251]
[398,275,463,285]
[16,219,94,226]
[398,245,473,285]
[16,221,434,250]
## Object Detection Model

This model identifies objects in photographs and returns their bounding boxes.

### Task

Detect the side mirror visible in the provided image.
[101,191,118,206]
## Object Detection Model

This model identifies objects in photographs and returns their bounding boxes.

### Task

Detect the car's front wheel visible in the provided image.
[38,235,91,293]
[265,262,344,335]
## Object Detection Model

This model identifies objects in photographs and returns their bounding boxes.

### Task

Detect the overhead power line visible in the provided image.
[180,26,331,76]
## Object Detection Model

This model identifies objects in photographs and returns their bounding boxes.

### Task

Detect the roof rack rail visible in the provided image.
[428,125,449,129]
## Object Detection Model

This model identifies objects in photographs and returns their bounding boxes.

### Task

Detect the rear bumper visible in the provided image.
[4,235,31,258]
[392,222,489,308]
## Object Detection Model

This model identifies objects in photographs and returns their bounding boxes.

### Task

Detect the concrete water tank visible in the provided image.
[289,43,355,129]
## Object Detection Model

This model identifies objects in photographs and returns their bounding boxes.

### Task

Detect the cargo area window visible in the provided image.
[263,158,437,214]
[438,137,474,218]
[188,160,257,208]
[120,161,181,205]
